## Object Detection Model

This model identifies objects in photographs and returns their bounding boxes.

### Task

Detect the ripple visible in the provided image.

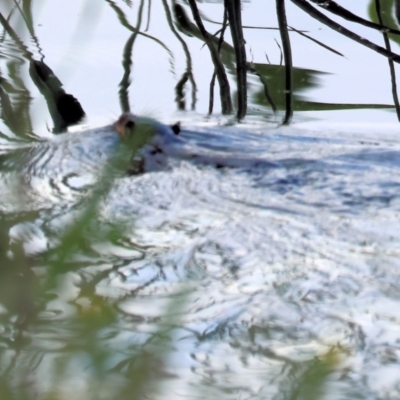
[2,122,400,398]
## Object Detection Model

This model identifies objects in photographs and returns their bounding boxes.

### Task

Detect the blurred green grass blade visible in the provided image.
[290,349,340,400]
[0,377,15,400]
[48,140,133,266]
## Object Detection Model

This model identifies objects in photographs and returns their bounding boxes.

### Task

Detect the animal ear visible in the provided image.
[170,122,181,135]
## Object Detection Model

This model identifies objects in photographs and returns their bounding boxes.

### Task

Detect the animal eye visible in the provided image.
[126,120,135,130]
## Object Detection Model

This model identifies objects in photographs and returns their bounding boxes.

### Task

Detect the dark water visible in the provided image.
[1,1,400,399]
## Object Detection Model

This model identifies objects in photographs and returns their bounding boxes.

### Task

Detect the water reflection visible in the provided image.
[0,8,86,138]
[2,0,397,140]
[1,1,400,399]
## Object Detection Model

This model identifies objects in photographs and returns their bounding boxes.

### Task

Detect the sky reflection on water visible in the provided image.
[1,1,400,399]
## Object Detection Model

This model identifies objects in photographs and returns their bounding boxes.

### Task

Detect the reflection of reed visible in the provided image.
[287,25,344,57]
[0,12,35,141]
[119,0,145,113]
[106,0,175,68]
[276,0,293,125]
[311,0,400,36]
[397,1,400,26]
[290,0,400,121]
[374,0,400,121]
[208,9,228,115]
[292,0,400,62]
[224,0,247,120]
[106,0,177,114]
[0,9,85,136]
[162,0,197,110]
[172,1,400,120]
[187,0,232,115]
[11,0,45,61]
[2,0,400,129]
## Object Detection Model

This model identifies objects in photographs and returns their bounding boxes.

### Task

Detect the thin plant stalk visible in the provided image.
[375,0,400,121]
[287,24,344,57]
[175,71,189,109]
[162,0,197,110]
[224,0,247,120]
[209,8,228,115]
[247,65,277,113]
[145,0,151,31]
[202,12,343,57]
[106,0,175,71]
[13,0,44,60]
[119,0,145,113]
[187,0,232,114]
[309,0,400,36]
[397,0,400,26]
[291,0,400,63]
[208,72,216,114]
[276,0,293,124]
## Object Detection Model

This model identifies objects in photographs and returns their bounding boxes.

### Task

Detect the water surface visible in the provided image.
[1,1,400,399]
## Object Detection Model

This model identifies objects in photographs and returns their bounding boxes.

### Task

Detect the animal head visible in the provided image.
[114,113,180,149]
[114,113,156,144]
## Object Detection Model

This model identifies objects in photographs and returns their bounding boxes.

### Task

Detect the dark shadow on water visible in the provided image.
[0,10,85,137]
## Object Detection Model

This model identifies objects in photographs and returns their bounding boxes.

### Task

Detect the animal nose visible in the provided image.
[115,113,135,137]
